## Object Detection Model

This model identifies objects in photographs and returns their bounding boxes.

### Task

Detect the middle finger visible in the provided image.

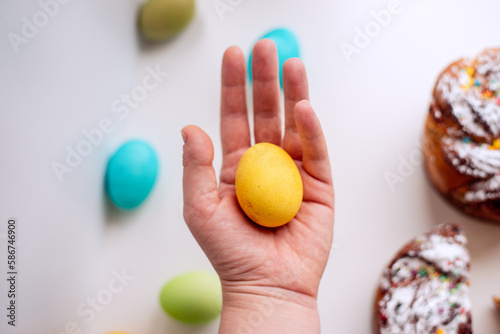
[252,39,282,146]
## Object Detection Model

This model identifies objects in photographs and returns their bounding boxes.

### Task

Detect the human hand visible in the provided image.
[181,39,334,333]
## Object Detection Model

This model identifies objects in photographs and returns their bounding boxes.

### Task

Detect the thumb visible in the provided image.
[182,125,220,229]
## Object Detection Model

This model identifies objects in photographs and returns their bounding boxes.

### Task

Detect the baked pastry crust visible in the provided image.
[494,295,500,312]
[423,48,500,222]
[375,224,472,334]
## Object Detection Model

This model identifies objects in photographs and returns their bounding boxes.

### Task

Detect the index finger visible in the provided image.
[221,46,251,157]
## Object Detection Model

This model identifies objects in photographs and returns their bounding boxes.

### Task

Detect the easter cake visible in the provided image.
[423,48,500,222]
[494,295,500,312]
[375,223,472,334]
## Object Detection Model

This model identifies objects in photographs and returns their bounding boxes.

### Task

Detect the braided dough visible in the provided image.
[424,48,500,221]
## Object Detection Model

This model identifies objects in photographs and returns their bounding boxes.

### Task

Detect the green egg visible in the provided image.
[159,271,222,324]
[140,0,195,41]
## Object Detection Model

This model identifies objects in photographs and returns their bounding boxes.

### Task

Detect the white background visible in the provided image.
[2,0,500,333]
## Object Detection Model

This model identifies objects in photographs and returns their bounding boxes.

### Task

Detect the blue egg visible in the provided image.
[248,28,300,88]
[105,140,159,210]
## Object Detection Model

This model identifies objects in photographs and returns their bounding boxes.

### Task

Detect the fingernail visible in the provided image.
[181,130,188,144]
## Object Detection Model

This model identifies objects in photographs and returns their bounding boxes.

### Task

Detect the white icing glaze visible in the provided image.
[379,225,471,334]
[443,138,500,178]
[436,55,500,138]
[382,286,415,333]
[438,72,489,137]
[420,234,470,278]
[380,279,470,334]
[464,174,500,202]
[476,49,500,75]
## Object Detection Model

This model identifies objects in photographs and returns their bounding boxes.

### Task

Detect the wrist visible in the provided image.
[219,286,320,334]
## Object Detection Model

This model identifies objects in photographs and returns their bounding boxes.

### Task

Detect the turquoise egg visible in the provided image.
[105,140,159,210]
[248,28,300,88]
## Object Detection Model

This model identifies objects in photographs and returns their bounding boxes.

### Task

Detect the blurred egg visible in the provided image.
[140,0,195,41]
[248,28,300,87]
[105,140,159,210]
[159,271,222,324]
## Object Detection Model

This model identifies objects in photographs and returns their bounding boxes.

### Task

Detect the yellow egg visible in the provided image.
[235,143,303,228]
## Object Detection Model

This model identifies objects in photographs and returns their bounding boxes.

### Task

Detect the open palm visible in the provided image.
[182,40,334,303]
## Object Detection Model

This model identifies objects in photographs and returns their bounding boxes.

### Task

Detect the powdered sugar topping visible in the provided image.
[436,51,500,139]
[464,174,500,202]
[419,234,470,277]
[379,225,471,334]
[443,137,500,178]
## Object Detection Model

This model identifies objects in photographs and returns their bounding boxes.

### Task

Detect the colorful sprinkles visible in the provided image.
[482,89,495,99]
[490,139,500,150]
[459,136,500,150]
[459,65,499,106]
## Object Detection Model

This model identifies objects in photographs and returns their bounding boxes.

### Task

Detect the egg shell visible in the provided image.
[248,28,300,87]
[105,140,159,210]
[235,143,303,228]
[159,271,222,324]
[140,0,195,41]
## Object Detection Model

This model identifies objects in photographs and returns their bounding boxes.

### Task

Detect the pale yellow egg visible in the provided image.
[235,143,303,228]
